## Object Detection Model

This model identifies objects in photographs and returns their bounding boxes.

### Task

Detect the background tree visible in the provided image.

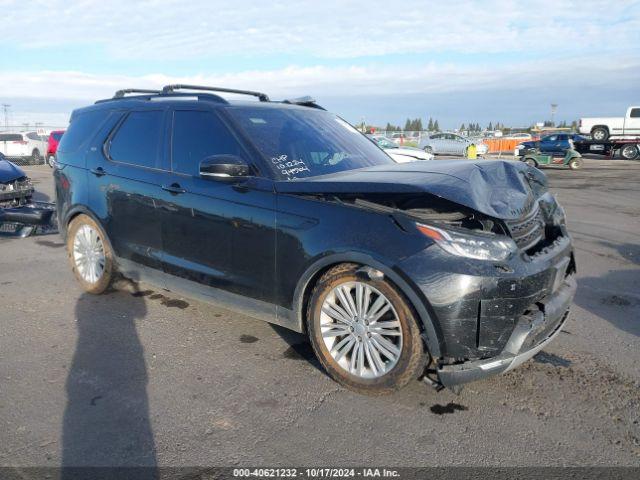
[433,120,440,132]
[427,118,434,131]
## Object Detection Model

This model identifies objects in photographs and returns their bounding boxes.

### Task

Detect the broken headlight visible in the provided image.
[417,223,517,261]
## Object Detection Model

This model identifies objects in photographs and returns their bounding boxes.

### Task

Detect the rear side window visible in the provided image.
[630,108,640,118]
[171,110,247,176]
[58,110,109,153]
[109,111,164,169]
[0,134,23,141]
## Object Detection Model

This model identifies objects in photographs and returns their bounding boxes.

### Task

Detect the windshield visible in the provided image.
[226,106,394,180]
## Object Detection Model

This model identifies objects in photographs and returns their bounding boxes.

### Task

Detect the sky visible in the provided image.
[0,0,639,129]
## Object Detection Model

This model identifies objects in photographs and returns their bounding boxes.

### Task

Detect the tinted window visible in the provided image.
[52,132,63,141]
[0,134,23,141]
[172,110,247,176]
[546,135,557,141]
[630,108,640,118]
[110,111,164,168]
[59,109,109,153]
[26,132,40,140]
[227,106,394,180]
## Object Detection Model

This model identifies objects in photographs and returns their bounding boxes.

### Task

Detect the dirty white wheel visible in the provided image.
[73,224,106,284]
[308,263,425,395]
[66,214,116,294]
[320,281,403,379]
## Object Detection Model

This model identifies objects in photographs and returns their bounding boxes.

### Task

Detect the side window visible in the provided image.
[59,110,109,153]
[547,135,557,142]
[109,111,164,169]
[630,108,640,118]
[171,110,247,176]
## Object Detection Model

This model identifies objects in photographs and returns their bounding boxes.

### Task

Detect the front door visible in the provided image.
[160,108,277,305]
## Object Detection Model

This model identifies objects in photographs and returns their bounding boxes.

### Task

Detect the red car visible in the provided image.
[46,130,65,167]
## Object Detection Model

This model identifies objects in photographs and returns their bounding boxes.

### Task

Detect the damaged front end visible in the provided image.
[0,157,57,237]
[278,160,577,389]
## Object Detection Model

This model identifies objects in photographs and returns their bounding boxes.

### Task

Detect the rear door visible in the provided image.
[539,135,558,153]
[89,108,170,274]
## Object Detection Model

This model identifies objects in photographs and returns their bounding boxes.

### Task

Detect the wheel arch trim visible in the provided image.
[291,252,442,357]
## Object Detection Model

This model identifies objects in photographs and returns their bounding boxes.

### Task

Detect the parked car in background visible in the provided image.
[54,85,575,395]
[508,133,533,140]
[368,135,434,162]
[47,130,65,167]
[515,133,587,156]
[391,132,406,144]
[419,132,488,156]
[0,132,47,164]
[578,106,640,140]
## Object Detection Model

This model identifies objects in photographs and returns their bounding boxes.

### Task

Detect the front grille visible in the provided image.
[506,204,545,251]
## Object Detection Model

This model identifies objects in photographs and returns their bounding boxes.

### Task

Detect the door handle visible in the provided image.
[161,183,186,195]
[90,167,107,177]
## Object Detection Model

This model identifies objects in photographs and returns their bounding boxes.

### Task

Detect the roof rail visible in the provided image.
[161,84,270,102]
[113,88,162,98]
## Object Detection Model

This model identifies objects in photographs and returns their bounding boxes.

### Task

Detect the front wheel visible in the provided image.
[66,214,116,294]
[307,264,426,395]
[31,149,41,164]
[524,157,538,168]
[47,155,56,168]
[620,144,639,160]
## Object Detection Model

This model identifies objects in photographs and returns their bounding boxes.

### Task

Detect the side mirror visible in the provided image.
[199,155,250,181]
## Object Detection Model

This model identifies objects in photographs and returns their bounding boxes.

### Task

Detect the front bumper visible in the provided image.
[437,274,576,387]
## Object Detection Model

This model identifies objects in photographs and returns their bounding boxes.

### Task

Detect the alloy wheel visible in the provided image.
[320,281,403,379]
[73,224,106,284]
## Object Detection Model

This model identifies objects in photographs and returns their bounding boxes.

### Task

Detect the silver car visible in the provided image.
[419,132,488,156]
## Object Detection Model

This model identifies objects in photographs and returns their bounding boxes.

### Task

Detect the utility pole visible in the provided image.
[551,103,558,126]
[2,104,10,130]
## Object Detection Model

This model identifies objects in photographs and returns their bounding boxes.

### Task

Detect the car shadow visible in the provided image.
[61,291,157,479]
[268,324,325,374]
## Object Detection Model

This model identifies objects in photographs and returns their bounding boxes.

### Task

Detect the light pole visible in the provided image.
[551,104,558,127]
[2,104,10,130]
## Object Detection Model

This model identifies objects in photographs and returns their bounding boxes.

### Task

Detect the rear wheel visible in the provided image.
[307,264,425,395]
[591,127,609,141]
[524,157,538,168]
[66,214,116,294]
[620,144,639,160]
[568,158,583,170]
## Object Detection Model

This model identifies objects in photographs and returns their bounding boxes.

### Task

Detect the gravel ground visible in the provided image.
[1,158,639,468]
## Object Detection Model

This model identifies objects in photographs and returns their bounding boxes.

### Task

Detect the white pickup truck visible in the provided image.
[578,106,640,141]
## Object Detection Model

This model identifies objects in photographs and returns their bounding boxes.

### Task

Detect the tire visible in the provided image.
[591,127,609,141]
[620,144,639,160]
[31,149,41,164]
[47,155,56,168]
[568,158,583,170]
[524,157,538,168]
[307,263,425,395]
[423,146,433,155]
[66,214,116,294]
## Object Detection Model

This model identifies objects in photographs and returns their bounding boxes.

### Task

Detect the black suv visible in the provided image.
[54,85,576,394]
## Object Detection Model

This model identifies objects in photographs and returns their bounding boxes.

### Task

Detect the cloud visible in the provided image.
[1,0,638,60]
[1,55,638,102]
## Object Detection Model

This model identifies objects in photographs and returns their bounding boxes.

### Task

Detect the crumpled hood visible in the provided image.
[275,160,543,220]
[0,158,27,183]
